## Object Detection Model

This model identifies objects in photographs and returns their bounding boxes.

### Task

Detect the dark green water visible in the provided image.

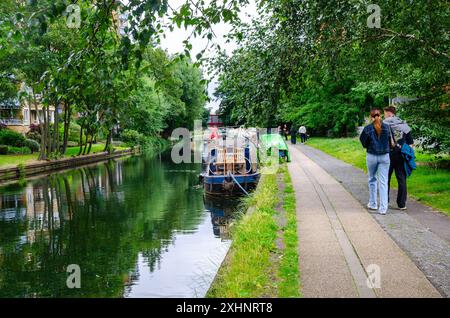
[0,152,236,297]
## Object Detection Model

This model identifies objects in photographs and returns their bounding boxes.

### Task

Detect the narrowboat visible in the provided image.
[200,128,260,196]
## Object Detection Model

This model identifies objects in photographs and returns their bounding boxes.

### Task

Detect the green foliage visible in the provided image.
[121,129,147,147]
[0,145,8,155]
[280,81,366,137]
[59,122,82,143]
[121,50,206,138]
[398,99,450,153]
[0,129,26,147]
[105,144,114,154]
[7,146,32,155]
[1,0,216,160]
[24,139,40,153]
[25,130,41,143]
[215,0,449,151]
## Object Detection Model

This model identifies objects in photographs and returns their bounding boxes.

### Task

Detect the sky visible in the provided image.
[158,0,258,113]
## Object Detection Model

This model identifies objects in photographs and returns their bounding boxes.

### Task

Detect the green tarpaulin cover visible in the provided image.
[260,134,291,162]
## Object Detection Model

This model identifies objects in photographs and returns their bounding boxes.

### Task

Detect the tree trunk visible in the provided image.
[82,130,90,155]
[87,134,95,154]
[103,128,112,152]
[34,92,45,160]
[77,125,84,156]
[39,104,48,160]
[53,103,60,155]
[62,103,71,154]
[45,103,51,157]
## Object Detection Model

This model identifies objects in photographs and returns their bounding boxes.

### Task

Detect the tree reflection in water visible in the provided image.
[0,153,234,297]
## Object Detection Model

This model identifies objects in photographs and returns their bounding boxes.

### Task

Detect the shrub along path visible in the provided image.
[288,144,442,297]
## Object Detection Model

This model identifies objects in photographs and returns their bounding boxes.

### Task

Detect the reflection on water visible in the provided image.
[204,197,240,240]
[0,152,238,298]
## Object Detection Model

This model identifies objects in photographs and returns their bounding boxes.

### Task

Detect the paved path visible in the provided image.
[288,145,442,298]
[296,143,450,297]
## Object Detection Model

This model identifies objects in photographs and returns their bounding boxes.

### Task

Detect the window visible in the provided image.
[23,109,29,124]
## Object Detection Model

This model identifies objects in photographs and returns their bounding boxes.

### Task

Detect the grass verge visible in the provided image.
[278,166,300,297]
[207,165,300,297]
[307,137,450,215]
[0,153,36,167]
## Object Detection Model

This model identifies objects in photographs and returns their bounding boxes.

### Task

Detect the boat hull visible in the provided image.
[201,172,261,196]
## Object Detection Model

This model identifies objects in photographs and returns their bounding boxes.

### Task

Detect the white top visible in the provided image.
[299,126,306,134]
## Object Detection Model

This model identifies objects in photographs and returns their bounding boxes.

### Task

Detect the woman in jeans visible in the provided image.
[359,109,391,215]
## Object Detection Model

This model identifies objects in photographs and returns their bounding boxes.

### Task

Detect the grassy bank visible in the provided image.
[207,166,300,298]
[307,137,450,215]
[0,153,36,167]
[0,144,125,168]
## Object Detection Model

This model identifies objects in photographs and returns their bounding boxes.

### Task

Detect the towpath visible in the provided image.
[288,144,448,297]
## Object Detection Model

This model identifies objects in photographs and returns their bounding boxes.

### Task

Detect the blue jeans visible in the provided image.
[366,153,390,213]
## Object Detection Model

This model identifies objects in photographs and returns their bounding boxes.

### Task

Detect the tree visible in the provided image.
[1,0,227,159]
[214,0,449,150]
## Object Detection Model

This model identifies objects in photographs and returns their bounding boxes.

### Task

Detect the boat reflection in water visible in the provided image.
[203,195,240,240]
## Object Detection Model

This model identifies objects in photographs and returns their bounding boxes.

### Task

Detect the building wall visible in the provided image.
[7,125,29,134]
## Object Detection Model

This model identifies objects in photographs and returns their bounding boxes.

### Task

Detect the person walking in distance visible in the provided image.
[283,124,289,141]
[290,124,297,144]
[359,109,391,215]
[383,105,414,210]
[299,125,307,143]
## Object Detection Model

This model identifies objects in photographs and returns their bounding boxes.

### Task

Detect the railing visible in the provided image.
[0,118,24,125]
[0,99,21,109]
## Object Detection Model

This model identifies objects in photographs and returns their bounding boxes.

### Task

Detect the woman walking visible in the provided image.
[359,109,391,215]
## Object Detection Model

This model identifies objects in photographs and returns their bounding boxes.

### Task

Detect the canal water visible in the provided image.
[0,152,238,297]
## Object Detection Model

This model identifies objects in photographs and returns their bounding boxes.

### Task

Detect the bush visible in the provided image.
[26,123,43,142]
[24,139,40,153]
[121,129,146,146]
[26,130,41,143]
[0,129,26,147]
[0,145,8,155]
[0,122,7,131]
[59,122,86,145]
[29,123,42,133]
[69,122,82,142]
[7,146,31,155]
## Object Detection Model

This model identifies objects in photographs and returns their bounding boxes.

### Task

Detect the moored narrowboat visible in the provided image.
[200,128,260,196]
